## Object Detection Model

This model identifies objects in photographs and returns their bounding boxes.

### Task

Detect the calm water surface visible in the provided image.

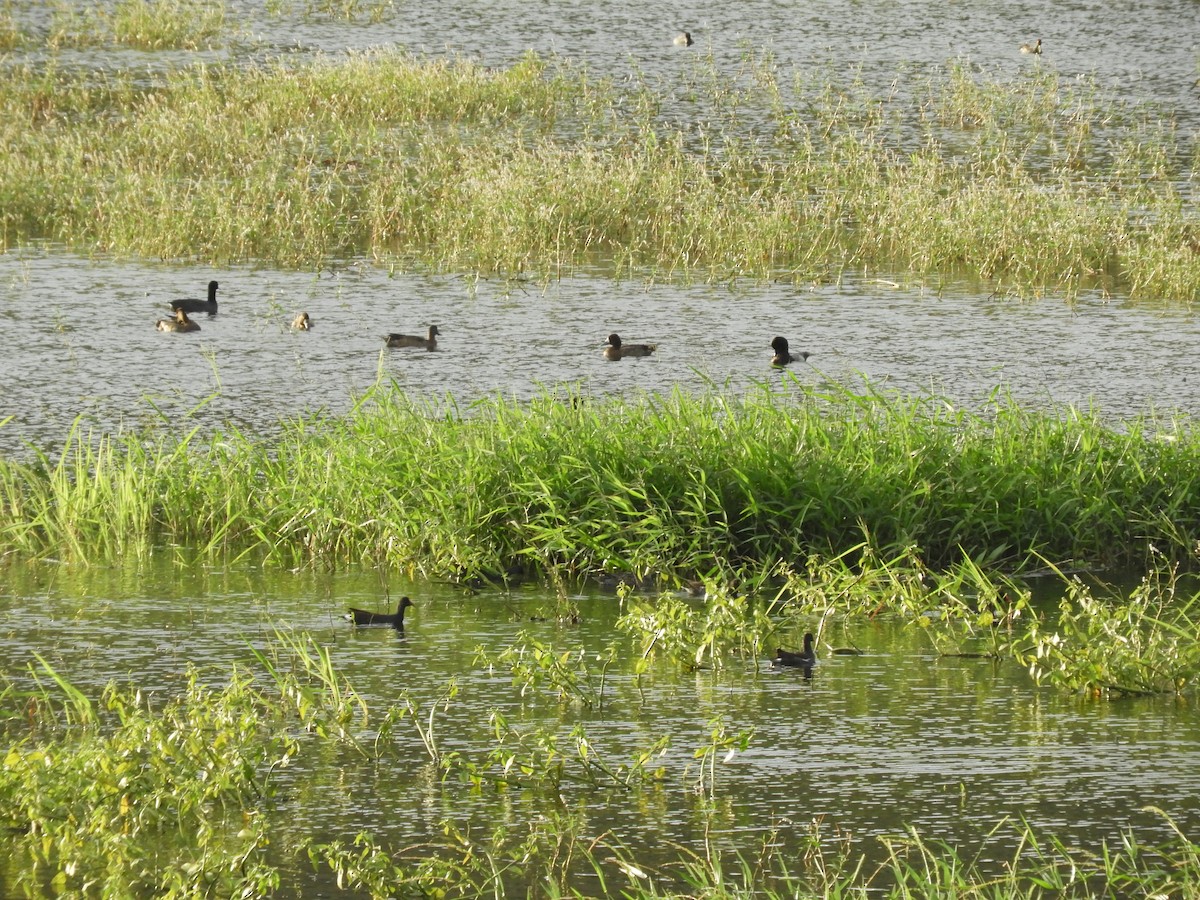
[2,562,1199,893]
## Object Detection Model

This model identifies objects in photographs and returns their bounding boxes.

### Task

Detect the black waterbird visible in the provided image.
[774,632,817,668]
[346,596,414,628]
[170,280,219,315]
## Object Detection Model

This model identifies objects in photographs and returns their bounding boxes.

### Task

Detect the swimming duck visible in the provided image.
[771,335,809,366]
[1019,38,1042,55]
[604,333,657,360]
[291,312,312,330]
[170,280,219,315]
[346,596,414,628]
[156,308,201,333]
[774,632,817,668]
[674,31,694,46]
[385,325,439,350]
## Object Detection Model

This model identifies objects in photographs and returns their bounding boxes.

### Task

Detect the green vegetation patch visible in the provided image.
[43,0,228,50]
[1,383,1197,579]
[0,51,1196,298]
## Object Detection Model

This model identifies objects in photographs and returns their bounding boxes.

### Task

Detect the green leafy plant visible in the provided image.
[1019,563,1200,696]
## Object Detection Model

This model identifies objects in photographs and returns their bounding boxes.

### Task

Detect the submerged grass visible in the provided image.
[4,638,1200,897]
[43,0,228,50]
[1,383,1198,580]
[0,48,1196,297]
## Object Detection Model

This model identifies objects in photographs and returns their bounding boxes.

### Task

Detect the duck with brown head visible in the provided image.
[170,280,219,315]
[386,325,439,350]
[604,333,657,360]
[346,596,414,629]
[291,312,312,330]
[771,336,809,366]
[1020,38,1042,55]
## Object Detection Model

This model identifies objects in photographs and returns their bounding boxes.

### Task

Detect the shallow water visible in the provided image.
[2,561,1198,893]
[2,252,1198,456]
[3,2,1199,452]
[2,1,1200,892]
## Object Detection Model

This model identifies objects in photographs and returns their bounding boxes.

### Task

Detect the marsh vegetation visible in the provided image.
[0,47,1197,298]
[2,0,1200,895]
[2,383,1196,577]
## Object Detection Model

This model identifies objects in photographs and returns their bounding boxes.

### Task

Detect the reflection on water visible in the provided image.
[2,252,1198,456]
[2,561,1198,891]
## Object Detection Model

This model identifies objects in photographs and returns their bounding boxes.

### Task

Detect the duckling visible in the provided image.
[774,632,817,668]
[1019,38,1042,55]
[674,31,694,46]
[604,333,657,360]
[170,280,219,315]
[291,312,312,330]
[385,324,439,350]
[345,596,414,629]
[156,307,201,333]
[770,335,810,366]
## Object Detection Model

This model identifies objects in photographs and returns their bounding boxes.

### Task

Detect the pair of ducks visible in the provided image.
[156,279,218,332]
[605,334,811,365]
[155,281,313,332]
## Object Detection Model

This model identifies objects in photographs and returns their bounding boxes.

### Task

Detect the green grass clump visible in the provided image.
[1021,563,1200,696]
[0,52,1196,298]
[1,659,286,897]
[45,0,227,50]
[1,383,1198,580]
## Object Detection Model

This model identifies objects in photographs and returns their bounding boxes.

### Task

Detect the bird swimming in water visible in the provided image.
[346,596,414,629]
[385,325,439,350]
[774,632,817,669]
[156,308,201,332]
[170,280,219,315]
[604,333,657,360]
[771,335,809,366]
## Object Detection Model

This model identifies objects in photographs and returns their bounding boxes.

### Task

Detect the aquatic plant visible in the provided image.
[616,585,774,670]
[0,50,1196,297]
[46,0,227,49]
[772,545,1029,657]
[1,384,1198,585]
[5,633,1200,896]
[448,711,670,793]
[267,0,396,23]
[1019,562,1200,696]
[475,632,616,709]
[0,658,286,897]
[249,628,370,750]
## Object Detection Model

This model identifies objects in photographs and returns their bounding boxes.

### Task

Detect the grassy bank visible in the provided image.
[0,49,1196,298]
[1,383,1197,578]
